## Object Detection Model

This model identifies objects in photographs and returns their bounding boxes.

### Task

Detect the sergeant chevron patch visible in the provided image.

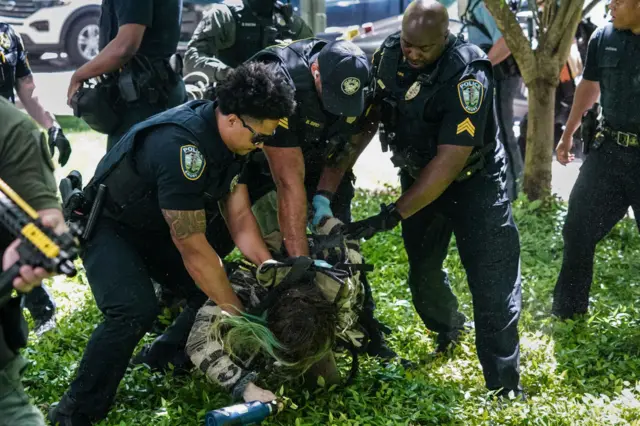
[456,118,476,137]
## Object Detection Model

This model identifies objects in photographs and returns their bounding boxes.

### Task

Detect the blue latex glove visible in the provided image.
[311,194,333,226]
[313,259,332,269]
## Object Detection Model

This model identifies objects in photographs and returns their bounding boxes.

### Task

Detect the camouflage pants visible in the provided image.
[0,355,45,426]
[250,190,284,253]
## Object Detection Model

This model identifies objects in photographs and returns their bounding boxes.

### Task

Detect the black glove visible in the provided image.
[48,126,72,167]
[344,203,403,240]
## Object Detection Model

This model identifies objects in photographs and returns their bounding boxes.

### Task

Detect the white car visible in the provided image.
[0,0,212,66]
[0,0,101,66]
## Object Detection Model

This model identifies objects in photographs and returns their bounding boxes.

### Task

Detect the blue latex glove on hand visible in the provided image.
[311,194,333,227]
[313,259,332,269]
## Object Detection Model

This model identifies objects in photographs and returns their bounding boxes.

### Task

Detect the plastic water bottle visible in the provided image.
[205,401,278,426]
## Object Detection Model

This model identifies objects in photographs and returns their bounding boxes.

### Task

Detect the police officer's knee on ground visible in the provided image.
[48,62,296,425]
[553,0,640,320]
[68,0,187,152]
[319,0,523,396]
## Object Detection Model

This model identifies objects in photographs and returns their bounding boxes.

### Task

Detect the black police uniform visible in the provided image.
[372,32,522,392]
[99,0,187,151]
[246,39,363,220]
[0,23,31,103]
[552,24,640,318]
[50,100,245,423]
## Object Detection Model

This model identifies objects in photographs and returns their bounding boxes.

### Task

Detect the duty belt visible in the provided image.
[603,127,640,148]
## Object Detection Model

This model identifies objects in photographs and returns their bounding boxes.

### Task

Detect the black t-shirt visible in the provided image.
[99,0,182,59]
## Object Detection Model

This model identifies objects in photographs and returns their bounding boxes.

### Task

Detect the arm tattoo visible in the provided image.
[161,209,207,240]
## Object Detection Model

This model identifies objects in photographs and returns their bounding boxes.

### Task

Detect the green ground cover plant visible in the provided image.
[21,187,640,425]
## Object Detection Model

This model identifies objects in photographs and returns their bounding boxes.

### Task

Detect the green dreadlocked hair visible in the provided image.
[211,283,339,376]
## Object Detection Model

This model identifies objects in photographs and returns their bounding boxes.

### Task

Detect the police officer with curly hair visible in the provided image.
[553,0,640,319]
[49,62,296,425]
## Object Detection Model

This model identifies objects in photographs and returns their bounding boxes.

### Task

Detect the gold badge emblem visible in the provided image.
[405,81,421,101]
[0,33,11,50]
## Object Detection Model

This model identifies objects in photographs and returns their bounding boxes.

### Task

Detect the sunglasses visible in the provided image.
[238,116,275,146]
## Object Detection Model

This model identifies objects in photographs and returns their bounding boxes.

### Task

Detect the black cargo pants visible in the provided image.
[553,138,640,318]
[399,156,522,391]
[57,218,206,421]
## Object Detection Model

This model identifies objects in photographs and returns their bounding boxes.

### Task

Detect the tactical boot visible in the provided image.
[434,321,474,355]
[365,321,414,369]
[48,395,94,426]
[23,284,57,336]
[130,343,192,374]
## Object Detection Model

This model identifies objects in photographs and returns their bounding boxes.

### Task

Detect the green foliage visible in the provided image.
[24,190,640,425]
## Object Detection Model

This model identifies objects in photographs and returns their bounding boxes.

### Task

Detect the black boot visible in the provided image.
[434,321,474,355]
[48,394,94,426]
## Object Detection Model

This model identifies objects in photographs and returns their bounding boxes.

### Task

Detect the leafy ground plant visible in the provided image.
[22,189,640,426]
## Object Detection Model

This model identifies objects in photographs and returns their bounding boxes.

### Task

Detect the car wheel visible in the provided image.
[66,15,100,66]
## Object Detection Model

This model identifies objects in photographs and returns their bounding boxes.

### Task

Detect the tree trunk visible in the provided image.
[523,78,557,200]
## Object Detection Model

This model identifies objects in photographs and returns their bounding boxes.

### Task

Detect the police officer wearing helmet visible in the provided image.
[0,22,72,336]
[321,0,523,396]
[459,0,524,200]
[67,0,187,152]
[553,0,640,319]
[184,0,313,88]
[49,62,296,425]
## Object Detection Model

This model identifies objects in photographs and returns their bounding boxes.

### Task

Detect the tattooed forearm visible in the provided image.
[161,209,207,240]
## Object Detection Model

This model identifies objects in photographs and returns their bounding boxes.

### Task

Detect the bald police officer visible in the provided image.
[321,0,523,396]
[553,0,640,319]
[184,0,313,86]
[49,62,296,425]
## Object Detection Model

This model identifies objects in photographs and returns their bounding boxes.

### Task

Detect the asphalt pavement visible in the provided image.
[26,56,585,201]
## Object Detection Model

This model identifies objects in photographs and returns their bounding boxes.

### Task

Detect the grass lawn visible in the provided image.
[21,122,640,425]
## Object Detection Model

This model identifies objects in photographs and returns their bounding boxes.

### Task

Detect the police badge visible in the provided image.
[180,145,206,181]
[457,79,484,114]
[341,77,361,95]
[405,81,421,100]
[0,33,11,50]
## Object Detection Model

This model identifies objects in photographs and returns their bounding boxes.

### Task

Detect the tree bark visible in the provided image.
[523,78,556,200]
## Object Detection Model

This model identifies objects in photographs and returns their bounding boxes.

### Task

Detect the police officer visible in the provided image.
[238,39,401,361]
[553,0,640,319]
[0,22,72,334]
[0,96,68,426]
[49,62,296,425]
[323,0,522,395]
[67,0,187,151]
[184,0,313,86]
[460,0,524,200]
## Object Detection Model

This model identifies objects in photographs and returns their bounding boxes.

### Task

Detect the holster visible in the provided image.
[581,103,601,155]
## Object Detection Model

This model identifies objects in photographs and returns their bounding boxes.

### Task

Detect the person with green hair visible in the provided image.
[186,217,370,403]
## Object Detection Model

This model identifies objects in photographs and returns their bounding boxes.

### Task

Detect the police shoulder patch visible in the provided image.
[457,79,485,114]
[180,145,206,181]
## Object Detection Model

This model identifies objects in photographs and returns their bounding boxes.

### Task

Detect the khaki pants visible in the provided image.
[0,355,45,426]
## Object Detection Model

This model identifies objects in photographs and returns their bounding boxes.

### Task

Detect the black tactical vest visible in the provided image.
[217,0,298,68]
[250,39,363,175]
[597,24,640,134]
[86,100,244,231]
[374,33,492,169]
[0,24,18,102]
